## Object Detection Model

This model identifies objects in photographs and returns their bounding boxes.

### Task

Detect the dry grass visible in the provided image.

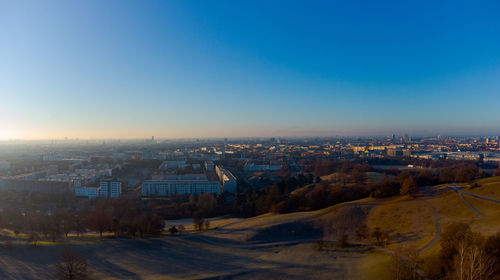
[366,196,435,250]
[1,179,499,279]
[426,190,478,219]
[465,176,500,200]
[0,237,391,280]
[462,195,500,236]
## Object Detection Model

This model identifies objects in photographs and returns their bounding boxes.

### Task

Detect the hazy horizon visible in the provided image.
[2,0,500,140]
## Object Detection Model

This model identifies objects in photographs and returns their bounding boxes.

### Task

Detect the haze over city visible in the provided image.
[1,1,500,280]
[1,0,500,140]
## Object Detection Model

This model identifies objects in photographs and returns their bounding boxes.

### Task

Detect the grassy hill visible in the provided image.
[198,177,500,279]
[0,177,498,279]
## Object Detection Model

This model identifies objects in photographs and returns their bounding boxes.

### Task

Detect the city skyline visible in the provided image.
[2,0,500,140]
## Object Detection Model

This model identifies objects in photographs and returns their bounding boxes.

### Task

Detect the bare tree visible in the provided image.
[28,231,40,247]
[326,206,366,241]
[55,209,74,238]
[452,241,495,280]
[87,209,112,237]
[193,214,204,232]
[55,247,88,280]
[391,246,420,280]
[177,225,185,235]
[355,223,369,240]
[400,178,418,197]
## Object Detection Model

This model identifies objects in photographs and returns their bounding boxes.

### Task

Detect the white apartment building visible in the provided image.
[75,180,121,199]
[141,174,221,197]
[99,180,122,199]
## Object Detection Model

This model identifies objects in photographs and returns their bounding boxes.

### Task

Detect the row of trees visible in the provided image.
[369,163,483,198]
[233,159,489,218]
[0,198,165,240]
[146,192,230,220]
[236,160,484,216]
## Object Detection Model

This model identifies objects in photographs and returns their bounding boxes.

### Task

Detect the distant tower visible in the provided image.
[152,136,155,142]
[403,134,409,142]
[391,134,395,141]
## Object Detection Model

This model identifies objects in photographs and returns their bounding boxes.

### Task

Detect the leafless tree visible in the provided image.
[400,178,418,197]
[55,247,88,280]
[177,225,185,235]
[28,231,40,247]
[325,206,366,240]
[452,241,495,280]
[87,208,112,237]
[391,246,420,280]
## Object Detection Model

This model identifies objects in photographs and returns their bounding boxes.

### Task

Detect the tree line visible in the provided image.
[234,159,489,217]
[0,197,165,241]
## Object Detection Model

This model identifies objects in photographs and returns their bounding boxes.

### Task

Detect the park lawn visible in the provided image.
[463,195,500,236]
[426,190,478,219]
[366,196,435,251]
[465,177,500,200]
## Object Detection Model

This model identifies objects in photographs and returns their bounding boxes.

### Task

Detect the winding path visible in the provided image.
[417,184,500,254]
[453,186,500,203]
[449,186,484,219]
[182,183,499,280]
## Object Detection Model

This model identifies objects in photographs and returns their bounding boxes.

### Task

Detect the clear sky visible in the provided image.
[1,0,500,139]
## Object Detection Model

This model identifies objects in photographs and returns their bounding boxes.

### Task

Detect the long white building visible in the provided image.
[141,174,221,197]
[215,165,237,193]
[75,179,121,199]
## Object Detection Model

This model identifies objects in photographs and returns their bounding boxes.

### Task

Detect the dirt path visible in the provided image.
[450,186,484,219]
[418,215,441,254]
[450,185,500,203]
[416,183,499,254]
[459,189,500,203]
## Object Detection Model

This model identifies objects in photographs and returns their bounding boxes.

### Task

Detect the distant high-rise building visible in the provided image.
[403,134,409,142]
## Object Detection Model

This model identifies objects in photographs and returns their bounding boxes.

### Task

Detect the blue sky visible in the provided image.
[1,0,499,139]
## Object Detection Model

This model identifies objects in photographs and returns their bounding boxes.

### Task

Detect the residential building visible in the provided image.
[99,180,122,199]
[215,165,237,193]
[141,174,221,197]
